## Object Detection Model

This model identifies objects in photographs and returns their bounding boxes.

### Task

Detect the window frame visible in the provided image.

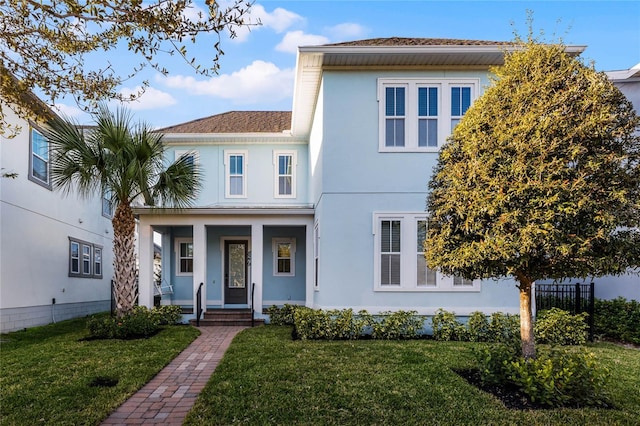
[175,238,194,276]
[175,149,199,166]
[377,78,479,152]
[272,237,296,277]
[224,150,248,198]
[273,150,297,199]
[373,212,481,292]
[102,188,114,219]
[28,125,52,189]
[68,237,103,278]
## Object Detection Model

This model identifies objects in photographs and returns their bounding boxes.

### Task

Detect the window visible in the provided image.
[450,86,472,131]
[176,238,193,275]
[314,222,320,289]
[102,189,114,218]
[175,149,199,166]
[273,238,295,276]
[69,238,103,278]
[373,213,480,291]
[380,220,401,285]
[378,79,478,151]
[274,151,297,198]
[225,151,247,198]
[384,86,406,147]
[29,127,51,188]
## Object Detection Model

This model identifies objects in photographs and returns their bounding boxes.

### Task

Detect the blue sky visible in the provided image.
[56,1,640,128]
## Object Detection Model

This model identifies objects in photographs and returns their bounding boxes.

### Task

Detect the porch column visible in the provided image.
[138,221,154,308]
[251,223,263,314]
[193,222,206,311]
[305,222,314,307]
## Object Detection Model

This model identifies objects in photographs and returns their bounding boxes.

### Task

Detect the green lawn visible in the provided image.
[184,326,640,426]
[0,316,199,426]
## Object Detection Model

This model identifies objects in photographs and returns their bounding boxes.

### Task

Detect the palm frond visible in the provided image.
[152,152,202,208]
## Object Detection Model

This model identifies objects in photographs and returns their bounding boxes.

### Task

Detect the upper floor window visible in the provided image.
[373,213,480,292]
[102,188,114,218]
[224,150,247,198]
[274,150,296,198]
[175,149,199,166]
[29,127,51,188]
[176,238,193,275]
[378,79,478,152]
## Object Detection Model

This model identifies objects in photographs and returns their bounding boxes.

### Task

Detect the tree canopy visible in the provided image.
[425,39,640,358]
[1,0,252,136]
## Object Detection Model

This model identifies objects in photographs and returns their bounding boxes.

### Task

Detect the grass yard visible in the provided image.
[0,315,199,426]
[184,326,640,426]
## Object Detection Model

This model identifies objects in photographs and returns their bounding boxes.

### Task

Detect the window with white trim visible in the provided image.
[378,79,478,151]
[224,150,247,198]
[69,238,103,278]
[176,238,193,275]
[373,213,480,291]
[274,150,296,198]
[29,127,51,188]
[175,149,199,166]
[102,188,114,218]
[273,238,295,276]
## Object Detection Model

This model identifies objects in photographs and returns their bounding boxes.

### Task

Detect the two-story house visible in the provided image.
[135,38,597,321]
[1,95,114,332]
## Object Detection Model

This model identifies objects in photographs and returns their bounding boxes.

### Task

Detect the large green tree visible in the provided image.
[425,40,640,359]
[1,0,252,136]
[43,105,202,317]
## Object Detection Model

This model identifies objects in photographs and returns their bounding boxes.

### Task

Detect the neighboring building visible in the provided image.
[136,38,593,321]
[586,64,640,302]
[0,97,114,332]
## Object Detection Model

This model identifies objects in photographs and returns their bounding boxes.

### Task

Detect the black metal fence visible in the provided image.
[535,282,595,341]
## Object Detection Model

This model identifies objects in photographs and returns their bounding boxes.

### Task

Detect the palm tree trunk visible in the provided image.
[112,202,137,318]
[515,271,536,360]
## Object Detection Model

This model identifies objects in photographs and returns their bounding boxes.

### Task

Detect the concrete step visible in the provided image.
[189,317,264,327]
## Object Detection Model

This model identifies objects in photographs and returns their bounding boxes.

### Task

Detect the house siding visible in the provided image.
[1,107,114,333]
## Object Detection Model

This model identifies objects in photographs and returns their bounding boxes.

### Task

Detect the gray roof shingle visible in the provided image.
[159,111,291,134]
[321,37,511,47]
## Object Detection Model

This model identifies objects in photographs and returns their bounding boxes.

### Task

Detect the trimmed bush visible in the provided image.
[475,345,610,407]
[486,312,520,345]
[367,310,425,340]
[534,308,587,345]
[594,297,640,345]
[467,311,490,342]
[431,309,467,341]
[266,304,298,325]
[86,306,180,339]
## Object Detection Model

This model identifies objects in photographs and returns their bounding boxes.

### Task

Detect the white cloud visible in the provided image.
[276,31,330,54]
[229,3,304,42]
[118,86,177,111]
[160,60,294,104]
[325,23,368,40]
[52,103,86,119]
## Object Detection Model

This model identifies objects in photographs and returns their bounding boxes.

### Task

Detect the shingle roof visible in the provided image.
[322,37,511,47]
[159,111,292,133]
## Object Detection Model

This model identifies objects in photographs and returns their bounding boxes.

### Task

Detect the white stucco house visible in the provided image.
[0,97,114,333]
[137,37,631,323]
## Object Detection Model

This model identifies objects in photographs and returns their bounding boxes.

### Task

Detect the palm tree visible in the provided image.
[43,105,201,317]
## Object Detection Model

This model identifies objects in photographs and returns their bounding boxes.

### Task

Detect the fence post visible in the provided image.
[575,283,581,314]
[589,282,595,342]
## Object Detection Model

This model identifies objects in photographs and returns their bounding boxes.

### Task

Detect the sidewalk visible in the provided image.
[101,326,246,426]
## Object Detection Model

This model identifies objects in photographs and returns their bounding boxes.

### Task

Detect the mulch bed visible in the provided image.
[454,369,546,410]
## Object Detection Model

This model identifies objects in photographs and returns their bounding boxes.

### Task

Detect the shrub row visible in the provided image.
[86,305,183,339]
[475,344,610,408]
[268,305,587,345]
[594,297,640,345]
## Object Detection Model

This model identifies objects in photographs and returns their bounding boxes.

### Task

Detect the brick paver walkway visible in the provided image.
[101,326,245,426]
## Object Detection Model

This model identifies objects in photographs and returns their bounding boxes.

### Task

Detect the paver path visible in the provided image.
[101,326,245,426]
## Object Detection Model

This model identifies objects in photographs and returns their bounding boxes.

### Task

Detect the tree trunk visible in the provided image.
[112,202,137,318]
[515,272,536,360]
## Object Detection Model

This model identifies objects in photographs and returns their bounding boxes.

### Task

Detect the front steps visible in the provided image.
[189,309,264,327]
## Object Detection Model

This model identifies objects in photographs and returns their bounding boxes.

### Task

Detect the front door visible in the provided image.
[224,240,248,305]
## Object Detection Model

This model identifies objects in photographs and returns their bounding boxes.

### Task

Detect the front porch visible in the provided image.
[136,209,314,321]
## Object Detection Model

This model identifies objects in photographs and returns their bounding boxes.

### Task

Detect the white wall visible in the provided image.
[1,106,114,332]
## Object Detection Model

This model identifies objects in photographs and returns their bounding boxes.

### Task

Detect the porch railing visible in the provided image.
[196,282,204,327]
[535,282,595,341]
